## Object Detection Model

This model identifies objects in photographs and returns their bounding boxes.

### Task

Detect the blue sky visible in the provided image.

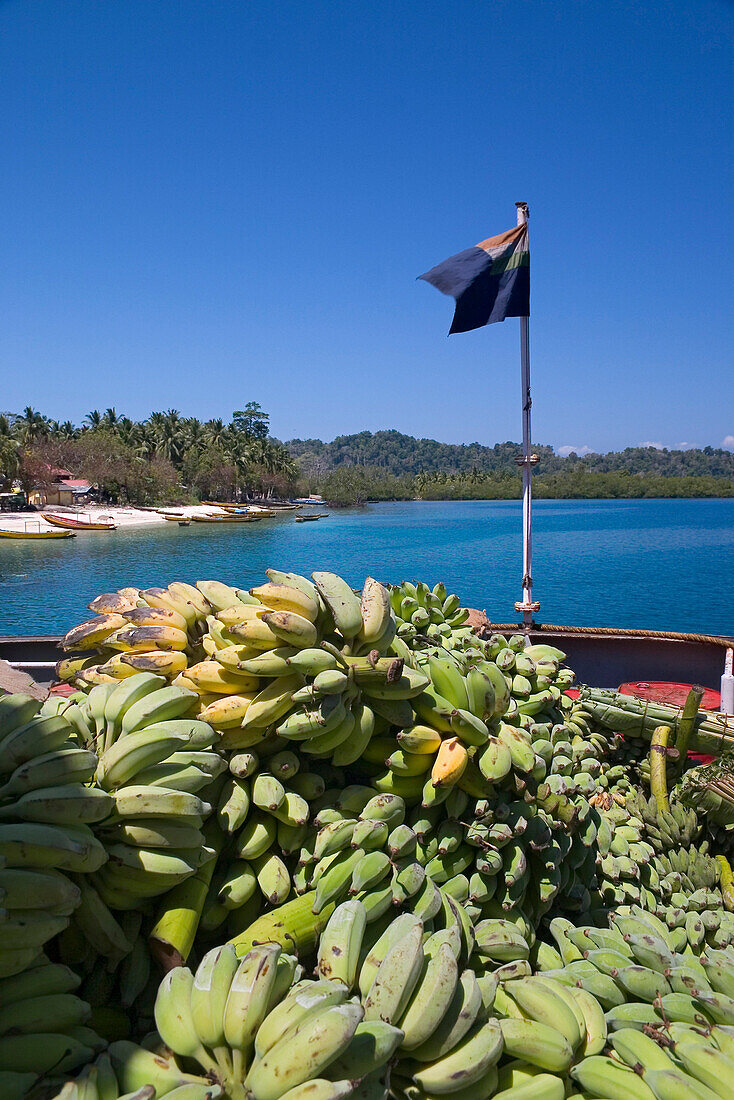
[0,0,732,454]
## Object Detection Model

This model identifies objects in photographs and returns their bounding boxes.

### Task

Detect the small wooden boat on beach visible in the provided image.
[162,513,186,521]
[191,513,264,523]
[295,512,330,522]
[203,500,295,512]
[41,512,116,531]
[0,527,76,539]
[219,505,277,517]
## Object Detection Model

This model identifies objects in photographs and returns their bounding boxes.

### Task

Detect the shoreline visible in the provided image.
[1,495,732,533]
[0,504,254,531]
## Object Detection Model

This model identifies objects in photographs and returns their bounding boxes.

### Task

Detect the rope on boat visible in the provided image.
[483,623,734,647]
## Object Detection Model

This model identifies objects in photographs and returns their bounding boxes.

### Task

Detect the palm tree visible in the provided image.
[17,406,48,443]
[146,410,186,466]
[116,418,147,455]
[203,418,227,450]
[101,408,119,430]
[84,410,102,431]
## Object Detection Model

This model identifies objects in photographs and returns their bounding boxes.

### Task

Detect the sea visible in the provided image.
[0,499,731,638]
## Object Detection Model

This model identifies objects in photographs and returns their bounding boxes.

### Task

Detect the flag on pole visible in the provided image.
[419,222,529,334]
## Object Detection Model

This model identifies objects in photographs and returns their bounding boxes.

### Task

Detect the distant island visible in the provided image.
[1,406,732,507]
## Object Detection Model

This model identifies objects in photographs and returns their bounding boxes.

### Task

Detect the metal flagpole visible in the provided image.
[513,201,539,628]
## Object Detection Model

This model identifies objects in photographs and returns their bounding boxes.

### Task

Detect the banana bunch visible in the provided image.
[626,789,701,853]
[299,787,412,912]
[482,637,573,720]
[58,582,217,687]
[542,907,734,1004]
[460,794,597,925]
[370,639,579,808]
[538,909,734,1099]
[0,954,107,1089]
[199,747,330,935]
[152,940,379,1099]
[315,899,500,1098]
[318,901,608,1100]
[388,579,473,649]
[574,1023,734,1100]
[89,785,214,912]
[51,674,220,913]
[0,693,110,978]
[676,762,734,864]
[288,775,596,934]
[50,1045,223,1099]
[198,572,422,765]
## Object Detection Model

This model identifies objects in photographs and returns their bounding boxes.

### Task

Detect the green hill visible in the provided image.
[286,430,734,480]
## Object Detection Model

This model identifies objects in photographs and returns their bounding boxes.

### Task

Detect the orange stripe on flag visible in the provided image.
[476,223,527,254]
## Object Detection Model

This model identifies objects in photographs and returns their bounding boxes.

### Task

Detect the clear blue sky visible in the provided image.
[1,0,732,455]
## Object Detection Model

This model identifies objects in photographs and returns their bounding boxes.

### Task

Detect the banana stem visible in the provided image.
[674,686,705,772]
[650,725,672,813]
[232,1048,245,1088]
[320,641,349,669]
[149,825,222,971]
[228,890,335,958]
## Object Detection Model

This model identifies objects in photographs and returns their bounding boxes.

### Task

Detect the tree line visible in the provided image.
[306,466,734,505]
[0,404,298,505]
[1,411,732,506]
[289,429,734,480]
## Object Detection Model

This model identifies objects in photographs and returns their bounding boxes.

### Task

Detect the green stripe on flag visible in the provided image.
[490,251,529,276]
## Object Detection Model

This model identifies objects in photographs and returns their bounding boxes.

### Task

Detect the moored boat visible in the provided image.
[220,505,277,517]
[295,512,329,521]
[41,512,116,531]
[0,527,76,539]
[191,512,264,523]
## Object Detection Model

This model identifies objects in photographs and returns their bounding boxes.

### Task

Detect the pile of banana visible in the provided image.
[5,565,734,1098]
[142,897,734,1100]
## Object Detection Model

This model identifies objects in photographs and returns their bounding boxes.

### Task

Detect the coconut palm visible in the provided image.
[17,406,48,443]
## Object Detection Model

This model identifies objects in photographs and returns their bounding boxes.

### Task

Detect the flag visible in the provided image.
[419,222,529,334]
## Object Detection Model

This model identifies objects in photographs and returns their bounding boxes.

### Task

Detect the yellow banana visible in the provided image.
[260,610,319,648]
[250,583,320,622]
[62,614,128,650]
[106,625,189,653]
[200,694,257,728]
[120,650,189,676]
[122,605,189,632]
[184,661,259,694]
[431,737,469,788]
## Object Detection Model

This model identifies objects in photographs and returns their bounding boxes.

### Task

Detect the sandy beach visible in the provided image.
[0,504,265,532]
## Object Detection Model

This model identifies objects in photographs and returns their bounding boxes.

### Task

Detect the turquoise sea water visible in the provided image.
[0,499,731,637]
